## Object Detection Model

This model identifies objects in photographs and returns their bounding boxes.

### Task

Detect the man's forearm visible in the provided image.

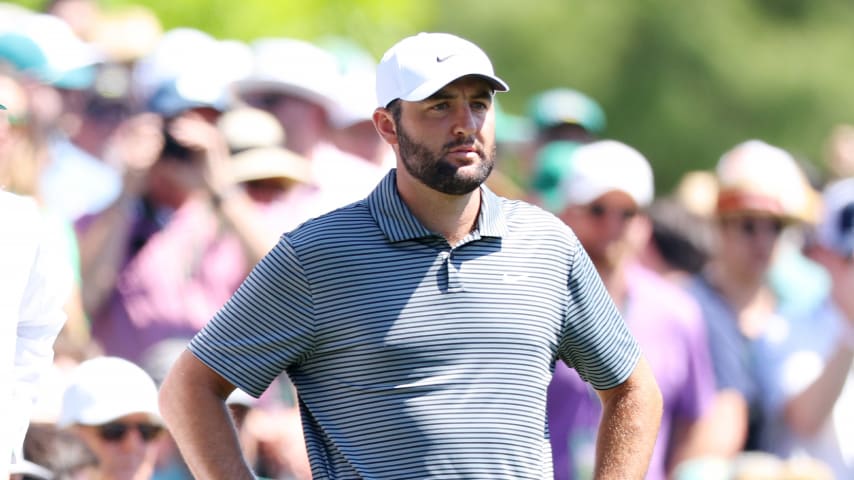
[159,351,256,480]
[594,357,662,479]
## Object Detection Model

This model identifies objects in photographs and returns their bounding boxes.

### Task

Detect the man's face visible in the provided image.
[393,76,497,195]
[560,191,641,269]
[717,213,784,277]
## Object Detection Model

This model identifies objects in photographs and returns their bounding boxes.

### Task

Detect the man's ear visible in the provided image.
[373,108,399,146]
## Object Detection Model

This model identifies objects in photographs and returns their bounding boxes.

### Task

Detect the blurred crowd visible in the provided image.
[2,0,853,479]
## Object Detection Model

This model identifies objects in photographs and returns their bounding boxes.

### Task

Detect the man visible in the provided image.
[159,32,662,479]
[58,356,165,480]
[755,176,854,478]
[545,140,716,479]
[684,140,817,455]
[1,102,70,478]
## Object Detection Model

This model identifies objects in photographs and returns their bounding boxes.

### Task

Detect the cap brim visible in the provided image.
[400,73,509,104]
[230,147,313,186]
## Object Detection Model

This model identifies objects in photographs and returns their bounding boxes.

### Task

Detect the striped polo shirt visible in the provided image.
[189,169,640,479]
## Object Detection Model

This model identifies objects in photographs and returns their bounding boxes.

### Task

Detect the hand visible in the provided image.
[103,113,164,194]
[106,113,164,174]
[166,112,233,195]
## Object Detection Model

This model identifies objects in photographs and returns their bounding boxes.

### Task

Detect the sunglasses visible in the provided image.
[724,216,784,238]
[97,422,163,443]
[587,203,638,221]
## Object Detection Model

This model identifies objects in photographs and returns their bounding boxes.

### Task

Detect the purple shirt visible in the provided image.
[547,263,715,480]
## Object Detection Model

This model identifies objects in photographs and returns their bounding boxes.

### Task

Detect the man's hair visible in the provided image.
[387,99,402,127]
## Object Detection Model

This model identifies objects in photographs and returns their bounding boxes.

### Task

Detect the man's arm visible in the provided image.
[159,349,256,480]
[593,356,662,479]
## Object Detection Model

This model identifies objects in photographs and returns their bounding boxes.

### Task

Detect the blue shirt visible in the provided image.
[190,169,640,479]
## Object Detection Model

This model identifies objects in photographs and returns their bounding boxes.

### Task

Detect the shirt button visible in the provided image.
[439,251,450,260]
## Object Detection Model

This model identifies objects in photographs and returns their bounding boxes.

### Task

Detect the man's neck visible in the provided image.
[396,173,481,247]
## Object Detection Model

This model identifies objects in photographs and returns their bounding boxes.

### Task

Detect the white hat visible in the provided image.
[375,32,508,108]
[715,139,819,222]
[234,37,342,113]
[58,357,161,427]
[230,146,313,186]
[815,177,854,258]
[557,139,654,208]
[217,106,285,152]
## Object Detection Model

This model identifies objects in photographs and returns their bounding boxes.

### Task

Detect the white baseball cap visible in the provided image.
[234,37,342,114]
[556,140,654,209]
[375,32,508,108]
[58,357,161,427]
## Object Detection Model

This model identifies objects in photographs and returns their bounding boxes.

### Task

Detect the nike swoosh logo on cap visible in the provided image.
[436,54,455,62]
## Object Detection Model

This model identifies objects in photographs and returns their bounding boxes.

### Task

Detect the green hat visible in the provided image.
[530,140,582,212]
[0,104,6,110]
[527,88,606,134]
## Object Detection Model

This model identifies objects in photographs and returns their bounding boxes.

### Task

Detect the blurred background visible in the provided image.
[8,0,853,193]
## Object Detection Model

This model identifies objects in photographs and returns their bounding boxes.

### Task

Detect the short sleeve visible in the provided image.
[557,238,640,390]
[189,237,316,397]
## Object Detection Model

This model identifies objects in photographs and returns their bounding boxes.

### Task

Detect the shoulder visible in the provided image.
[284,200,378,249]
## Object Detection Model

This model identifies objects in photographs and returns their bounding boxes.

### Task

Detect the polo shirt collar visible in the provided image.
[367,169,509,243]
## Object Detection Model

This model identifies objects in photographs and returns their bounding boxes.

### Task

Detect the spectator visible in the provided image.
[74,111,251,363]
[0,66,89,350]
[527,88,606,146]
[754,177,854,478]
[2,99,70,478]
[684,140,816,455]
[58,356,163,480]
[235,36,386,215]
[525,89,606,209]
[1,190,71,479]
[547,140,716,480]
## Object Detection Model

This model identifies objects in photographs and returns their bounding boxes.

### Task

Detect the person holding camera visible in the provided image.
[74,110,272,364]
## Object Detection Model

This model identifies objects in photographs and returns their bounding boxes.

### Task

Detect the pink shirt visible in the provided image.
[83,198,248,363]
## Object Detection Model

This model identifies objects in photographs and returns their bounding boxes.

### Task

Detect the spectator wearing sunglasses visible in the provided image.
[684,140,817,457]
[752,177,854,478]
[57,356,163,480]
[545,140,717,480]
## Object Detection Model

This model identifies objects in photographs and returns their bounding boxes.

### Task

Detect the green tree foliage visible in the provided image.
[435,0,854,191]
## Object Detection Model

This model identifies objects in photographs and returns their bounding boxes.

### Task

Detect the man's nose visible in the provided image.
[452,105,479,137]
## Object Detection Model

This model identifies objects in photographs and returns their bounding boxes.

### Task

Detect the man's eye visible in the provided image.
[431,102,449,111]
[471,101,489,111]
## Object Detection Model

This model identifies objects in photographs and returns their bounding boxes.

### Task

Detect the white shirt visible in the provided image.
[0,191,70,475]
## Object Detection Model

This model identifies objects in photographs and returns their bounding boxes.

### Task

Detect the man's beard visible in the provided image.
[396,124,495,195]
